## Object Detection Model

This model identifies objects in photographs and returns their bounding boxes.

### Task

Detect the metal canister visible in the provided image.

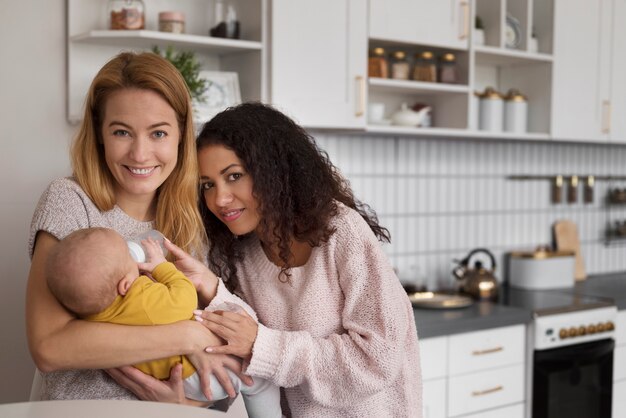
[504,88,528,133]
[478,87,503,132]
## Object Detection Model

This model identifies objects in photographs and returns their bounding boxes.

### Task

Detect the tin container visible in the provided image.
[478,87,503,132]
[508,249,576,289]
[504,89,528,133]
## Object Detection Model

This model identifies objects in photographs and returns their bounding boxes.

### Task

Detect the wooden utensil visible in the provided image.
[553,220,586,281]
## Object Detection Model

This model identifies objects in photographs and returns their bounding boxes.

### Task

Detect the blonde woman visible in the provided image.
[26,52,250,404]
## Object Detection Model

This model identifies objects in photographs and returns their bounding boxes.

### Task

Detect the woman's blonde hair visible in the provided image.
[70,51,205,255]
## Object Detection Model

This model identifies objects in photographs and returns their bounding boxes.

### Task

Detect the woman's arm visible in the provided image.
[26,231,220,372]
[194,215,418,408]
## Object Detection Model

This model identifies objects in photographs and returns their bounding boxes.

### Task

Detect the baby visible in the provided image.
[45,227,281,418]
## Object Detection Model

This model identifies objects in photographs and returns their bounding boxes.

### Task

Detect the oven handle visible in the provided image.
[535,338,614,361]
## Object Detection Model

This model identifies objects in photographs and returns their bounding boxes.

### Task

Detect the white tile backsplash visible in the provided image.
[313,132,626,289]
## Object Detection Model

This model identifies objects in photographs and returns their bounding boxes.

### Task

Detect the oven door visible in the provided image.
[533,338,614,418]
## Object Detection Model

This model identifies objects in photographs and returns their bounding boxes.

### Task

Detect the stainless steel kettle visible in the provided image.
[452,248,499,301]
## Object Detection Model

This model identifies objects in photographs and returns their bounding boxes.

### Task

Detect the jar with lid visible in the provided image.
[478,87,503,132]
[108,0,145,30]
[368,47,389,79]
[438,53,458,84]
[412,51,437,82]
[503,88,528,133]
[390,51,410,80]
[158,11,185,34]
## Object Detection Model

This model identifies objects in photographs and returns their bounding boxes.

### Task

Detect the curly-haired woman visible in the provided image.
[191,102,423,417]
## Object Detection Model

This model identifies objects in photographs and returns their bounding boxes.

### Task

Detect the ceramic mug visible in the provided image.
[368,102,385,123]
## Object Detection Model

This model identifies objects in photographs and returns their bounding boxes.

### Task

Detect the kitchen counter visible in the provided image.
[414,272,626,339]
[570,272,626,310]
[414,301,531,339]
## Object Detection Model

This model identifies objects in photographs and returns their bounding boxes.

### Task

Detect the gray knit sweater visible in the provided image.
[29,177,155,400]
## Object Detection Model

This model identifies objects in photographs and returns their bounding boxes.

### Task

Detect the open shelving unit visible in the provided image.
[365,0,554,139]
[66,0,267,124]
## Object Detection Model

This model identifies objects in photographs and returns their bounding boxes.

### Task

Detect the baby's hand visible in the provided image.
[137,237,167,273]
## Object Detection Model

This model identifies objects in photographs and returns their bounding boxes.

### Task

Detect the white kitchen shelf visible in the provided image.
[369,78,469,95]
[71,30,263,54]
[474,45,553,66]
[366,124,551,140]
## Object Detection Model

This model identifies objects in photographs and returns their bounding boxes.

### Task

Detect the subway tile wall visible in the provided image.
[313,133,626,290]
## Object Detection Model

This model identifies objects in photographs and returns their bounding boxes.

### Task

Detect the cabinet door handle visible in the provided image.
[355,75,365,117]
[459,1,470,40]
[602,100,611,134]
[471,346,503,355]
[472,385,503,397]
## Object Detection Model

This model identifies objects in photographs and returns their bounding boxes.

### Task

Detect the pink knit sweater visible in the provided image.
[209,204,422,417]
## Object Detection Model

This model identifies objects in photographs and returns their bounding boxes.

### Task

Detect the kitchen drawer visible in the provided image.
[616,310,626,346]
[447,364,525,417]
[458,402,524,418]
[423,378,446,418]
[420,336,448,380]
[614,345,626,381]
[448,325,525,376]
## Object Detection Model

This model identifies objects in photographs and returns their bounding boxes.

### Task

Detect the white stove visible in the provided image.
[504,287,617,417]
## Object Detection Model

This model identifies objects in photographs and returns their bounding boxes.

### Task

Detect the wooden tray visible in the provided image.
[408,292,473,309]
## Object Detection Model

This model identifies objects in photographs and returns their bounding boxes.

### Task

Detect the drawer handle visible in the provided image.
[355,75,365,117]
[472,385,503,397]
[472,346,503,356]
[459,1,469,40]
[602,100,611,134]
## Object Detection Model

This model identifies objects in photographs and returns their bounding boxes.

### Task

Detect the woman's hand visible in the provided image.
[106,364,202,405]
[164,239,218,306]
[186,350,254,400]
[194,308,259,360]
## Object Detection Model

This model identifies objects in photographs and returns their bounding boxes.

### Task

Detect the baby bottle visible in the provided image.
[126,230,168,262]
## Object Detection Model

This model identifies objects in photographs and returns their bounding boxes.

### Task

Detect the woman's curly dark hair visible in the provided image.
[196,102,390,292]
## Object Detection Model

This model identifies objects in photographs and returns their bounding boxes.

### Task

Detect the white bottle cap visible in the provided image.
[127,241,146,263]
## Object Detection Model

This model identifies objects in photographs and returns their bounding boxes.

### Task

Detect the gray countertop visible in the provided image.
[413,272,626,339]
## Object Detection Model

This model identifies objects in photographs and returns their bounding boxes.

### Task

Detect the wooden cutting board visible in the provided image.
[553,220,586,281]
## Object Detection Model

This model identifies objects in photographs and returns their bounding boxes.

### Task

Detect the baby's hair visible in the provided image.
[46,228,126,317]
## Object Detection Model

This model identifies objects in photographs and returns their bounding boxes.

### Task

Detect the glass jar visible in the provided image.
[412,51,437,82]
[438,53,458,84]
[158,11,185,34]
[368,47,389,78]
[390,51,410,80]
[108,0,145,30]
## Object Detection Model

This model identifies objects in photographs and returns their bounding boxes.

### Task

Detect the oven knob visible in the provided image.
[569,327,578,337]
[597,323,606,332]
[559,328,568,339]
[578,325,587,336]
[607,321,615,331]
[587,324,597,334]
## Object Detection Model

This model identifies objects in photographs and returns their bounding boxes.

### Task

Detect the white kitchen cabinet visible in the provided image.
[552,0,626,143]
[269,0,367,128]
[66,0,267,124]
[609,0,626,142]
[551,0,605,141]
[613,310,626,417]
[420,324,526,418]
[369,0,470,50]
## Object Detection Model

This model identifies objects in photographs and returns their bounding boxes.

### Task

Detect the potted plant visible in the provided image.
[152,45,208,106]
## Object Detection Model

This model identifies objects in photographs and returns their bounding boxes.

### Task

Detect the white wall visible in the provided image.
[0,0,74,402]
[316,134,626,290]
